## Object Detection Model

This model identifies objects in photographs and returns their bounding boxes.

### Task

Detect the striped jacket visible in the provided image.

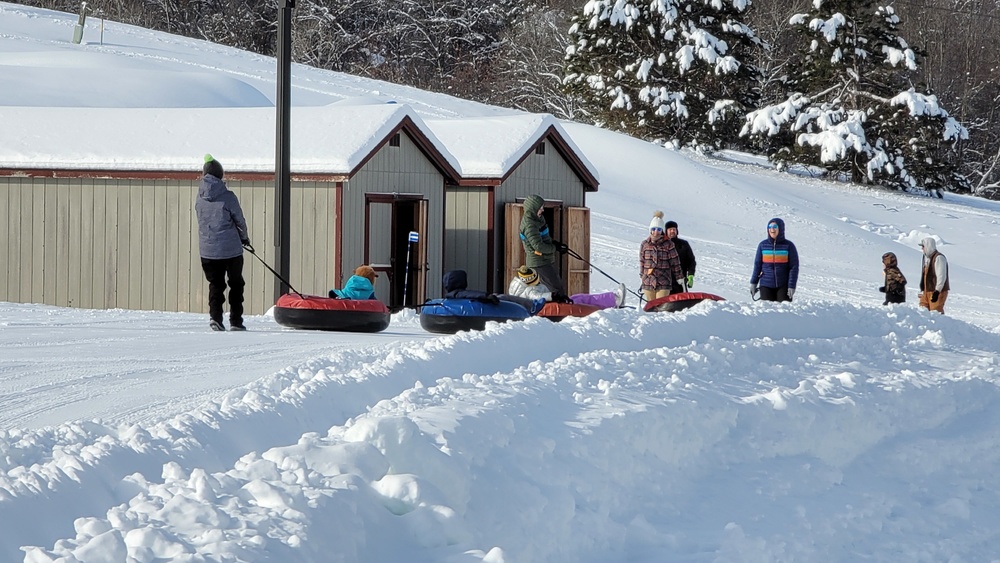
[751,217,799,289]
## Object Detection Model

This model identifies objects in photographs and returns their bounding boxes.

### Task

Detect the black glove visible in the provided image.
[485,295,500,306]
[919,280,924,291]
[878,286,886,293]
[552,291,572,304]
[242,239,254,253]
[931,290,940,303]
[553,240,569,254]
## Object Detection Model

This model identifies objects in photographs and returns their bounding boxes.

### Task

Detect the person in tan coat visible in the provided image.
[918,237,949,314]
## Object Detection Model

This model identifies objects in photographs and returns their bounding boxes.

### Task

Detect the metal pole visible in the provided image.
[273,0,294,300]
[402,231,419,308]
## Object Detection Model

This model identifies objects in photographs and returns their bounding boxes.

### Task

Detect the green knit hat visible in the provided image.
[203,153,224,178]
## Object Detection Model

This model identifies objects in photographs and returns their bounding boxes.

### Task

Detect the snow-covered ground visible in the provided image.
[2,3,1000,562]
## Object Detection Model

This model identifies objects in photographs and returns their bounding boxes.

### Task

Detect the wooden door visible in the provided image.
[365,199,394,304]
[564,206,591,295]
[504,202,525,289]
[414,199,428,304]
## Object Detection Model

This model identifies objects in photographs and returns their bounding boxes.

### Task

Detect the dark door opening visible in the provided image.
[365,195,427,311]
[390,199,420,311]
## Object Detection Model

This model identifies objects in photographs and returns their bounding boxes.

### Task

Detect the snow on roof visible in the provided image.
[425,114,600,182]
[0,102,460,175]
[0,4,594,183]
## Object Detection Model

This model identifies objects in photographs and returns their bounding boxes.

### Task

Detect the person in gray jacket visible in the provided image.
[195,154,250,331]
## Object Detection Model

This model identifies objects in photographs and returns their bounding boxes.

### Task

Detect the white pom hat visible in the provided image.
[649,210,665,231]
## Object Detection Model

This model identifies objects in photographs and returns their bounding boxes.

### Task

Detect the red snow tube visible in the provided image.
[274,294,391,332]
[536,301,603,322]
[643,292,725,313]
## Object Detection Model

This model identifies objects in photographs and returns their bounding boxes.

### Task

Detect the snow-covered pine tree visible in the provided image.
[563,0,761,149]
[741,0,969,193]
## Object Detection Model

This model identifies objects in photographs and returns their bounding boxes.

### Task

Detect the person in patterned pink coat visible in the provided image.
[639,211,682,303]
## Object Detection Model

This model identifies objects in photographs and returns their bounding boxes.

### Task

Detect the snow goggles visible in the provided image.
[650,227,664,233]
[767,223,780,229]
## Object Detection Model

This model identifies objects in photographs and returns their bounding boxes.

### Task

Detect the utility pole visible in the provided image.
[274,0,295,300]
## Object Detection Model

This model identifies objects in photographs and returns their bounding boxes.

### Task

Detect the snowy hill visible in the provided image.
[2,3,1000,562]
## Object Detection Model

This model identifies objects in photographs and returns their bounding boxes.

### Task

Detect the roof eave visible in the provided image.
[0,168,350,182]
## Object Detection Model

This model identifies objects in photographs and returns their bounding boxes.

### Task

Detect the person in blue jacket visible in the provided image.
[750,217,799,302]
[329,265,377,299]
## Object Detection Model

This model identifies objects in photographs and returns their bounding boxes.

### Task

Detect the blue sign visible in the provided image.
[408,231,420,243]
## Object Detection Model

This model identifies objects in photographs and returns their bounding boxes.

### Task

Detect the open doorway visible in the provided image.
[364,194,427,311]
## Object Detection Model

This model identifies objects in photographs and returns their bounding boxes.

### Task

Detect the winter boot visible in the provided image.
[209,320,225,331]
[230,322,247,332]
[615,283,626,307]
[530,299,546,315]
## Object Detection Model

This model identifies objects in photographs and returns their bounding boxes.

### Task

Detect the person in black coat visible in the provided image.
[666,220,697,294]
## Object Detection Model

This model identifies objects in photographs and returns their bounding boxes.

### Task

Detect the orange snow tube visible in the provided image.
[274,293,391,332]
[643,292,725,313]
[536,301,603,322]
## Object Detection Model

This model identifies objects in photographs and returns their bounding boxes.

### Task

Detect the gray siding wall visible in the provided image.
[340,132,446,302]
[284,181,339,299]
[0,177,338,316]
[496,145,586,207]
[444,187,490,291]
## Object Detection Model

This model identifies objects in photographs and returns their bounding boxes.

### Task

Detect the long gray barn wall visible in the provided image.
[0,177,338,316]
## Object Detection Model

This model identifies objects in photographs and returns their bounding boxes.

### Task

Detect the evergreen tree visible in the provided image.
[742,0,968,193]
[563,0,761,149]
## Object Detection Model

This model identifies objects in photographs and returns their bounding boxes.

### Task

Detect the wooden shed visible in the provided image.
[426,115,600,295]
[0,103,461,314]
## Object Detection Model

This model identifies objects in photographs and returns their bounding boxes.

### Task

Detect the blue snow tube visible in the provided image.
[419,299,530,334]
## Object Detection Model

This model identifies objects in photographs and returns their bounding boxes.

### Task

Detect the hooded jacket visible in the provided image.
[882,252,907,303]
[751,217,800,289]
[330,275,376,300]
[195,174,248,260]
[519,195,557,268]
[442,270,491,300]
[920,237,950,292]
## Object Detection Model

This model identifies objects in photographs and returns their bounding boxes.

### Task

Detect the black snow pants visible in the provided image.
[759,286,791,302]
[201,255,245,325]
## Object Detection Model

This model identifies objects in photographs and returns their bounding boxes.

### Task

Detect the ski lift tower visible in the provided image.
[274,0,295,300]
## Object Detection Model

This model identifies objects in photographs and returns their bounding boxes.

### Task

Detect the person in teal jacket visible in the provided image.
[329,265,377,300]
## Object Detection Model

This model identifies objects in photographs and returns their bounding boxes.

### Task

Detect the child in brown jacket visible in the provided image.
[878,252,907,305]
